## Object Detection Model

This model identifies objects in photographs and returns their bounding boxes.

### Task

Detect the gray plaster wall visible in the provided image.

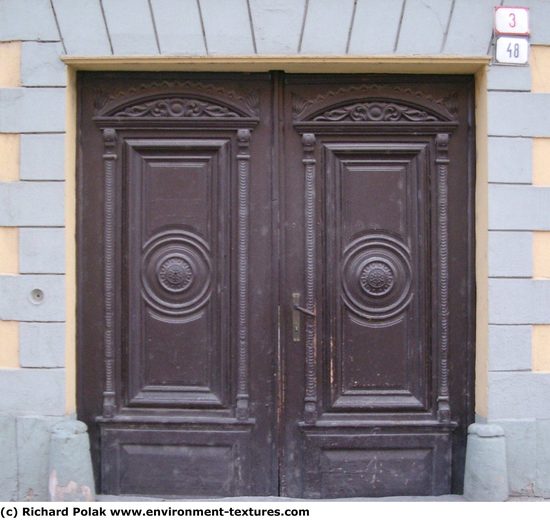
[1,0,550,500]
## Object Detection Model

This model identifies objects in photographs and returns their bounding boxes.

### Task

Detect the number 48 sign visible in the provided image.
[496,37,529,64]
[494,7,529,65]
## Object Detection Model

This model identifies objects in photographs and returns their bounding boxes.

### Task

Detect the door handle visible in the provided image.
[292,292,316,342]
[294,304,316,317]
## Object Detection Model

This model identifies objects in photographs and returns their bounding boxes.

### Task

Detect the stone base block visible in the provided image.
[48,420,95,501]
[464,423,509,501]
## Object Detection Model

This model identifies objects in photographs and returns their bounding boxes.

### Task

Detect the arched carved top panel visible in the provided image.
[99,93,254,120]
[292,83,458,122]
[109,96,245,119]
[94,80,260,119]
[310,99,441,123]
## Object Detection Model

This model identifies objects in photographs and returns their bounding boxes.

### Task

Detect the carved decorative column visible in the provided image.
[236,128,251,421]
[302,133,317,425]
[102,128,117,419]
[436,133,451,423]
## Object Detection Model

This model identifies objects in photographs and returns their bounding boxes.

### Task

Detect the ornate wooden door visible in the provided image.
[280,75,475,497]
[78,73,474,498]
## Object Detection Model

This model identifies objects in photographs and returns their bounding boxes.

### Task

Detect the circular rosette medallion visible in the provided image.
[141,230,211,318]
[342,234,412,323]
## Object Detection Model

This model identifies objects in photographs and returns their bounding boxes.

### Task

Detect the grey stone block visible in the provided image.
[534,375,550,419]
[52,0,111,55]
[489,231,532,277]
[150,0,205,55]
[464,423,508,501]
[0,0,58,41]
[489,325,532,371]
[504,0,550,46]
[48,421,95,501]
[19,228,65,274]
[21,42,66,87]
[489,373,534,420]
[489,279,550,324]
[489,92,550,137]
[300,0,355,54]
[20,134,65,181]
[20,322,65,368]
[488,137,532,184]
[0,88,66,133]
[0,182,64,226]
[0,369,65,415]
[488,65,532,92]
[200,0,255,55]
[17,416,61,501]
[536,419,550,497]
[249,0,305,54]
[0,415,18,501]
[102,0,158,55]
[489,185,550,231]
[348,0,403,55]
[488,372,550,420]
[444,0,494,55]
[0,275,65,322]
[493,419,536,496]
[396,0,453,54]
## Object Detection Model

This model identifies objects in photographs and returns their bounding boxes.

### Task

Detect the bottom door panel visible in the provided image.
[101,426,253,497]
[301,429,452,498]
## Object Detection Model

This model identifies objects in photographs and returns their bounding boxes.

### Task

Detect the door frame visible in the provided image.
[64,55,490,492]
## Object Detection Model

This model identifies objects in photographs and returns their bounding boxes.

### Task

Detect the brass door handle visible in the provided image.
[293,304,316,317]
[292,292,316,342]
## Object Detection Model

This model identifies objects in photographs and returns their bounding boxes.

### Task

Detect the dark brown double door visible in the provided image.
[78,72,475,498]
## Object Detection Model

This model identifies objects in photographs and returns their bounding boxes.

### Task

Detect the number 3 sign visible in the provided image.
[495,7,529,35]
[494,7,529,65]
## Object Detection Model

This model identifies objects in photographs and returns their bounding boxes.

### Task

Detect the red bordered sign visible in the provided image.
[494,6,530,36]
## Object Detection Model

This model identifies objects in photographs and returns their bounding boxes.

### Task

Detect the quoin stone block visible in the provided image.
[488,137,531,184]
[0,182,64,227]
[20,322,65,368]
[21,42,66,87]
[489,232,532,277]
[0,274,65,322]
[0,369,65,415]
[20,134,65,181]
[19,228,66,274]
[488,325,531,371]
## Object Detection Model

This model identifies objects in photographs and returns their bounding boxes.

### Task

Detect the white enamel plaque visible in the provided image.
[495,6,530,35]
[495,36,529,64]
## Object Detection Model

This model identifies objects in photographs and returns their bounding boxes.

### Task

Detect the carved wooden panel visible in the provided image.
[101,427,251,496]
[302,430,451,498]
[323,142,431,412]
[123,138,231,409]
